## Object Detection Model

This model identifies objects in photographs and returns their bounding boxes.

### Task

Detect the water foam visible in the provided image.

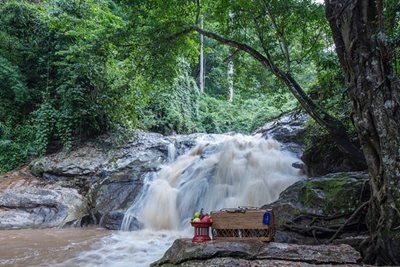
[124,134,303,231]
[58,229,190,267]
[66,134,303,266]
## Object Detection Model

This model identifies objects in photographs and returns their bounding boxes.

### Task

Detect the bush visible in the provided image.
[0,122,35,173]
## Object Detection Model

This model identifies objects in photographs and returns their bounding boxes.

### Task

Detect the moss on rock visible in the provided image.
[298,174,363,215]
[263,172,369,245]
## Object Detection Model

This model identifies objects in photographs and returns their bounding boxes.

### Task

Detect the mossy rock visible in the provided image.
[298,173,366,215]
[263,172,369,245]
[264,172,369,227]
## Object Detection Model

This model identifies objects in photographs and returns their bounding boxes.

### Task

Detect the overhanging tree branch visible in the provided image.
[168,25,366,165]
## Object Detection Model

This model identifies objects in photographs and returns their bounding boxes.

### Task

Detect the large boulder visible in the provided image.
[28,132,176,229]
[2,131,204,230]
[263,172,369,245]
[151,239,363,266]
[0,168,87,229]
[301,135,366,177]
[255,111,367,176]
[254,112,308,157]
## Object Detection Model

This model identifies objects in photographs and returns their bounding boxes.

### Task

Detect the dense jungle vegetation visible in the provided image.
[0,0,399,172]
[1,0,400,264]
[0,0,348,172]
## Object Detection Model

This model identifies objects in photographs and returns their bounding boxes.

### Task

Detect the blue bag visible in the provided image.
[262,212,270,225]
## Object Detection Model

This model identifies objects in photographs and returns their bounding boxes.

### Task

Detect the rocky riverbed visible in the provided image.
[0,112,370,266]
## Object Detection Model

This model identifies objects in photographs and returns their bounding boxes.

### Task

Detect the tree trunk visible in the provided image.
[199,16,205,93]
[326,0,400,264]
[227,59,234,102]
[227,11,234,102]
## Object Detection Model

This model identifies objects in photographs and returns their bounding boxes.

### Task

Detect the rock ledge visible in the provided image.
[152,239,364,266]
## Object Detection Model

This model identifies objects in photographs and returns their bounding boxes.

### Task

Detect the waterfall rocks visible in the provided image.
[0,130,306,230]
[151,239,363,266]
[0,132,172,229]
[0,168,88,229]
[263,171,369,246]
[0,113,369,237]
[0,131,214,230]
[125,134,303,231]
[31,132,179,229]
[99,210,142,230]
[255,111,367,176]
[254,112,308,158]
[301,139,367,176]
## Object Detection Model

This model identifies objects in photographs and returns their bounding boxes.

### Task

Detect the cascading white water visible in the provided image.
[122,134,303,231]
[167,142,176,162]
[63,133,304,267]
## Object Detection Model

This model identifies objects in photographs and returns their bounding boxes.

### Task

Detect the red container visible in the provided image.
[191,221,212,242]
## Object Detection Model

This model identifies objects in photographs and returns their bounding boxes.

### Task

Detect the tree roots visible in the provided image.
[283,201,369,243]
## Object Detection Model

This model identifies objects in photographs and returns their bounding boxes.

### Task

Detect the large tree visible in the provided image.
[326,0,400,264]
[175,0,367,166]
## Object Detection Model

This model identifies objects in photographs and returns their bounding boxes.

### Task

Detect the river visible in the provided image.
[1,134,303,266]
[0,228,189,267]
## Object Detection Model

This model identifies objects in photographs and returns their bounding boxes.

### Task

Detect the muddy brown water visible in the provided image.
[0,228,110,267]
[0,228,187,267]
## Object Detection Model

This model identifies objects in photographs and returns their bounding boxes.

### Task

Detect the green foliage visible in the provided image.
[384,0,400,75]
[0,55,28,121]
[140,58,200,134]
[138,57,296,135]
[198,94,295,134]
[303,49,356,155]
[0,0,150,172]
[0,121,35,173]
[0,0,354,173]
[0,46,32,172]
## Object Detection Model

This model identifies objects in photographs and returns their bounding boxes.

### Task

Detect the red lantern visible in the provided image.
[191,221,212,242]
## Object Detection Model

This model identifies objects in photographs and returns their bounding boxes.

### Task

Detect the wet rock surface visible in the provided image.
[254,112,308,157]
[1,132,175,229]
[151,239,364,266]
[179,258,368,267]
[254,111,366,177]
[263,172,369,246]
[0,131,227,230]
[0,168,87,229]
[301,137,366,177]
[0,115,368,235]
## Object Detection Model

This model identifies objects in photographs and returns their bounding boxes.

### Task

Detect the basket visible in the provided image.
[210,207,275,242]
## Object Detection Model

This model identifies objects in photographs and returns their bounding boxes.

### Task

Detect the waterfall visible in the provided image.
[167,142,176,162]
[121,134,303,231]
